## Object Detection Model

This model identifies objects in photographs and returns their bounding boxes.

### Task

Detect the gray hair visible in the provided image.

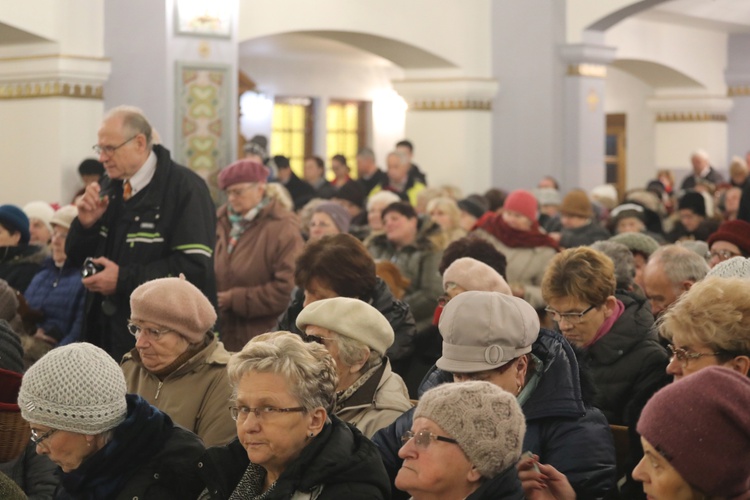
[648,245,709,288]
[105,105,153,147]
[332,333,382,373]
[691,149,710,162]
[590,241,635,291]
[227,331,338,413]
[356,147,375,161]
[386,150,409,166]
[366,190,401,211]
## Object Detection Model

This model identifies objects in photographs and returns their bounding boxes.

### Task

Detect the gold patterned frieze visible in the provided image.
[567,64,607,79]
[410,99,492,111]
[0,81,103,100]
[728,86,750,97]
[656,112,726,122]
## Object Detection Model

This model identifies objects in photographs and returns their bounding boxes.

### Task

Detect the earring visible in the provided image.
[516,384,522,396]
[309,432,314,438]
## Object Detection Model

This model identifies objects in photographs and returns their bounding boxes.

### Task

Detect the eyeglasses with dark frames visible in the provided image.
[127,322,173,341]
[301,333,336,345]
[229,405,306,421]
[544,305,596,324]
[92,135,137,157]
[401,429,459,449]
[667,344,722,367]
[30,428,57,445]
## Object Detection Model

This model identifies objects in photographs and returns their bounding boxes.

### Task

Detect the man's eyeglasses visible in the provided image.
[92,136,137,157]
[667,344,721,367]
[229,405,306,421]
[127,322,173,341]
[30,428,57,445]
[545,305,596,324]
[709,249,741,262]
[401,429,458,450]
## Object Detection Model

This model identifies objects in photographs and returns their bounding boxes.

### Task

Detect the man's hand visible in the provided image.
[517,454,576,500]
[82,257,119,296]
[217,290,232,311]
[76,181,109,229]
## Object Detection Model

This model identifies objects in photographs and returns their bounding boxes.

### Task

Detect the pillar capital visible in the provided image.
[0,54,111,99]
[559,43,617,78]
[392,77,499,111]
[647,96,734,122]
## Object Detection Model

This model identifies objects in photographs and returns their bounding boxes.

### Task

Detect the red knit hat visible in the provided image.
[503,190,538,222]
[637,367,750,498]
[707,219,750,256]
[217,159,270,189]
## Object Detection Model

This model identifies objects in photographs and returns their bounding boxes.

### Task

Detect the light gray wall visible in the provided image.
[727,34,750,159]
[490,0,566,192]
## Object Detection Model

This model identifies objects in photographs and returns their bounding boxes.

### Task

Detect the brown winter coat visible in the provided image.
[214,199,303,351]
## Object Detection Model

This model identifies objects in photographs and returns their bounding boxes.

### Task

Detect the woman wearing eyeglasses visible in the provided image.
[395,381,525,499]
[196,331,390,500]
[120,275,236,447]
[18,342,206,499]
[659,276,750,380]
[542,246,670,498]
[706,219,750,268]
[295,297,412,438]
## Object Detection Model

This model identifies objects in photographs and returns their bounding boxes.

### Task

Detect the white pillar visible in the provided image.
[726,34,750,159]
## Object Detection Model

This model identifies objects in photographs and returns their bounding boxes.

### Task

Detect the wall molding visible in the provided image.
[728,85,750,97]
[410,99,492,111]
[0,81,103,100]
[566,63,607,79]
[655,112,726,122]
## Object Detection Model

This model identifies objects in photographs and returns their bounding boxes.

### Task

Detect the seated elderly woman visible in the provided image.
[277,233,416,375]
[366,191,402,234]
[658,276,750,379]
[706,219,750,268]
[634,367,750,499]
[296,297,412,437]
[195,331,390,499]
[120,275,235,446]
[374,291,616,500]
[425,197,467,250]
[18,343,205,499]
[366,202,443,331]
[308,202,351,242]
[395,381,526,499]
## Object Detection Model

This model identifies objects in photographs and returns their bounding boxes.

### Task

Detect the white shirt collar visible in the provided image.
[125,150,157,195]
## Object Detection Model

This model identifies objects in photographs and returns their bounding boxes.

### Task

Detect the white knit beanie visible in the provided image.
[707,256,750,279]
[18,343,127,434]
[415,381,526,478]
[22,201,55,233]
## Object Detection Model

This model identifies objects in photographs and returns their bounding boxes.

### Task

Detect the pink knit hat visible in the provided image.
[637,366,750,498]
[503,190,538,222]
[130,275,217,343]
[217,159,270,189]
[442,257,511,295]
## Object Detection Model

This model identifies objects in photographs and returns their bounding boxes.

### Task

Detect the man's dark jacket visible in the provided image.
[66,145,217,359]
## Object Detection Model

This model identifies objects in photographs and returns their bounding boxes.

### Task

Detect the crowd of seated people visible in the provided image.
[3,119,750,499]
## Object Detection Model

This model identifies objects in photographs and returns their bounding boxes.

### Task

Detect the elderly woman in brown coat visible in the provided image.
[214,159,304,350]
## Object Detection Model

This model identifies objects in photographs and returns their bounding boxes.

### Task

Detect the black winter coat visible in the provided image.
[197,415,390,499]
[277,279,417,374]
[584,292,670,427]
[373,329,617,500]
[66,145,217,360]
[0,441,59,499]
[53,395,205,500]
[0,244,47,293]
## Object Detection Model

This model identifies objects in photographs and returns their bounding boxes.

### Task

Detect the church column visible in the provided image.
[560,42,617,192]
[391,78,499,195]
[726,34,750,160]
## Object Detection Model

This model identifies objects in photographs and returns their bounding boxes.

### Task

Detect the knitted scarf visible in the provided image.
[477,212,559,250]
[227,197,270,254]
[58,395,172,499]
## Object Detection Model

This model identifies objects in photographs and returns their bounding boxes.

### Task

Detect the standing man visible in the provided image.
[680,149,725,190]
[68,106,217,360]
[356,147,387,195]
[395,139,427,186]
[369,151,426,206]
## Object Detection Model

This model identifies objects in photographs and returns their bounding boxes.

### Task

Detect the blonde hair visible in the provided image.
[265,183,294,212]
[228,331,338,412]
[542,247,616,306]
[659,277,750,362]
[729,156,748,178]
[425,197,467,250]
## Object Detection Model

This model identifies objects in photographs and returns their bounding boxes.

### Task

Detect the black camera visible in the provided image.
[81,257,104,278]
